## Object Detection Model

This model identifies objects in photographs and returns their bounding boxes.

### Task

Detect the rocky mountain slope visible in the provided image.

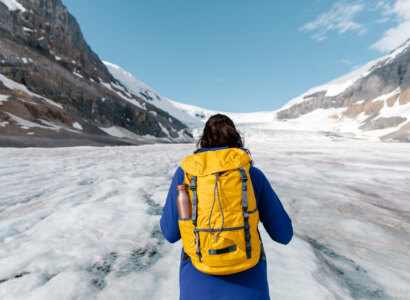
[0,0,192,147]
[103,61,206,129]
[275,40,410,142]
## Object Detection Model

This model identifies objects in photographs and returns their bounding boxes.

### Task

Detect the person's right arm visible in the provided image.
[250,166,293,244]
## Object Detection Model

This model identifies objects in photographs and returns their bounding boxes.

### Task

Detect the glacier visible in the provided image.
[0,128,409,300]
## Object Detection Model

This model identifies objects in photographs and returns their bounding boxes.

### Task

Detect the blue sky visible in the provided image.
[63,0,410,112]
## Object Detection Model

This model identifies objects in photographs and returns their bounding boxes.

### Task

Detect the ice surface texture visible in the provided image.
[0,131,409,299]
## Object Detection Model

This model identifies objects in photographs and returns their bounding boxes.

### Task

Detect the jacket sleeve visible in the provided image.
[250,166,293,245]
[160,167,184,243]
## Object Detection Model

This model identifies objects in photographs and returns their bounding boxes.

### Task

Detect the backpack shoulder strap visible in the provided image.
[238,167,252,259]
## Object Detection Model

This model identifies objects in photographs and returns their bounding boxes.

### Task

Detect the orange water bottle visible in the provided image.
[176,184,192,219]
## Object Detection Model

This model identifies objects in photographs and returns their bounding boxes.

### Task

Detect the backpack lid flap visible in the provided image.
[181,148,250,176]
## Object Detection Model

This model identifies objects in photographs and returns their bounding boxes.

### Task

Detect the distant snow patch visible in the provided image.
[0,74,63,109]
[379,92,410,121]
[23,27,33,32]
[54,55,62,61]
[73,122,83,130]
[0,94,9,105]
[158,123,170,137]
[370,87,401,103]
[6,113,52,130]
[39,119,79,133]
[21,57,28,64]
[111,81,132,97]
[100,81,144,110]
[0,121,8,127]
[0,0,26,12]
[73,70,83,78]
[99,126,139,140]
[100,81,113,91]
[43,98,63,109]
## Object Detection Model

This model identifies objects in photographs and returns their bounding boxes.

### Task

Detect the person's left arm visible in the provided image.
[160,167,184,243]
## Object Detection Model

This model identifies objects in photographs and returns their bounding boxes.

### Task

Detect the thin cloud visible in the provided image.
[351,64,364,71]
[371,0,410,52]
[336,59,353,65]
[373,0,392,10]
[375,17,390,24]
[300,1,366,42]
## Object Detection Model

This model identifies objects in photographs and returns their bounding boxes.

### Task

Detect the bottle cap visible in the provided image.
[176,184,188,191]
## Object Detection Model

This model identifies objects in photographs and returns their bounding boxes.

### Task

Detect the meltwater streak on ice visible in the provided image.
[0,131,409,299]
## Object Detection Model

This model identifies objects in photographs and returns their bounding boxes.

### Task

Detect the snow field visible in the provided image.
[0,133,409,299]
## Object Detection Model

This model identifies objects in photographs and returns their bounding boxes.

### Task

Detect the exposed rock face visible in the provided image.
[381,121,410,142]
[0,0,192,146]
[1,0,114,82]
[399,86,410,105]
[343,101,385,118]
[359,116,407,131]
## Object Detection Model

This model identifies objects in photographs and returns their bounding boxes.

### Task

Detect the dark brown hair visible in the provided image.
[195,114,251,157]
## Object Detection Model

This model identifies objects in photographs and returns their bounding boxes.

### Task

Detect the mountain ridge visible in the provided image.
[106,37,410,142]
[0,0,192,147]
[275,39,410,142]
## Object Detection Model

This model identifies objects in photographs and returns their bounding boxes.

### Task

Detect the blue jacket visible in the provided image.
[160,147,293,300]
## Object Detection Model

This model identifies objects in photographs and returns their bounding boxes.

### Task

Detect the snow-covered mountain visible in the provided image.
[103,61,207,128]
[106,39,410,143]
[275,39,410,142]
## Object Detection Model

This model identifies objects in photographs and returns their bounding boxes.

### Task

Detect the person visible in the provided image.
[160,114,293,300]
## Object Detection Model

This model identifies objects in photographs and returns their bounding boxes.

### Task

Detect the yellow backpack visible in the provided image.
[179,148,261,275]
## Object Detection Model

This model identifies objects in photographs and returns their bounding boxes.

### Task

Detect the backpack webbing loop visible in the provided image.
[238,167,252,259]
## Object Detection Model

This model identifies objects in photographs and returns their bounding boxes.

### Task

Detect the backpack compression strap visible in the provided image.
[190,176,202,262]
[238,167,252,259]
[190,176,198,226]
